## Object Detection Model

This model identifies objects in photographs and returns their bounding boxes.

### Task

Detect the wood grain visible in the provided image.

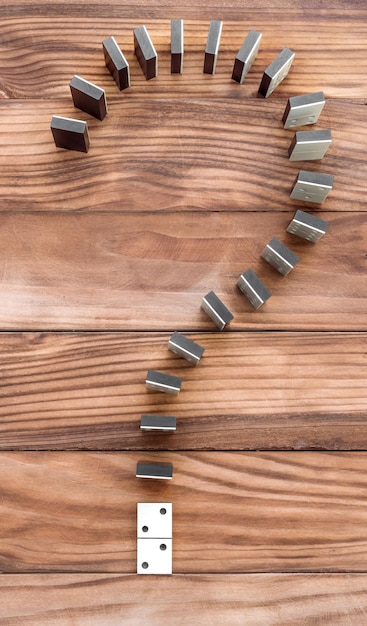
[0,332,366,450]
[1,573,366,625]
[0,14,366,99]
[0,451,366,573]
[0,98,365,213]
[1,0,367,614]
[1,0,362,9]
[0,212,365,331]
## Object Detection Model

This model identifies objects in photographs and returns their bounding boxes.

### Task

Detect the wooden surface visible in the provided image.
[1,575,366,626]
[1,0,367,622]
[0,99,366,214]
[0,451,367,573]
[0,332,366,450]
[0,213,365,331]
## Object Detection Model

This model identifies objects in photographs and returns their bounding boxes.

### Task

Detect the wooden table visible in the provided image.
[0,0,366,623]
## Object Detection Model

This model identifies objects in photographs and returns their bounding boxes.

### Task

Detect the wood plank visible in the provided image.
[1,0,361,9]
[0,332,366,450]
[0,452,366,573]
[0,14,366,98]
[0,98,365,213]
[1,573,367,625]
[0,213,365,331]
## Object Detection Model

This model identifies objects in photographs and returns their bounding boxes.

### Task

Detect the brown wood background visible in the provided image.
[0,0,366,623]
